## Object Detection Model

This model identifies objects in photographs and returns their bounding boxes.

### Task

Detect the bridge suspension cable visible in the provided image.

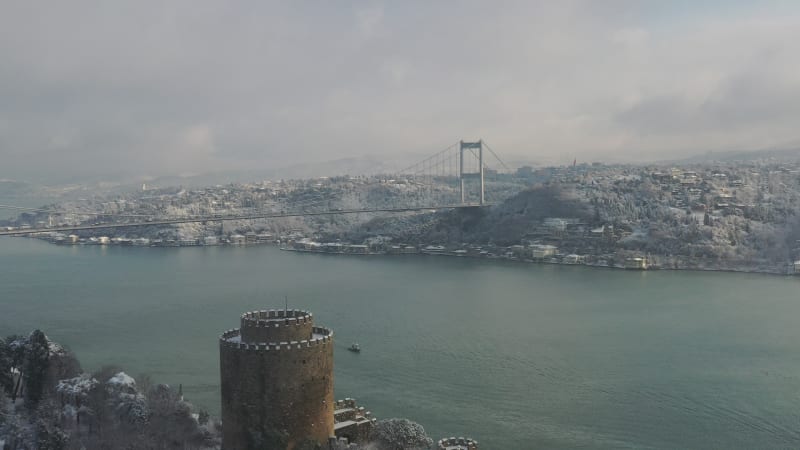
[481,140,511,173]
[0,204,490,236]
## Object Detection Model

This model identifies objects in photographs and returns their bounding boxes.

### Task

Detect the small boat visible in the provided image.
[348,343,361,353]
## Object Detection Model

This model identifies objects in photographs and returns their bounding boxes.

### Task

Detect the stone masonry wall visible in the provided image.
[220,311,334,450]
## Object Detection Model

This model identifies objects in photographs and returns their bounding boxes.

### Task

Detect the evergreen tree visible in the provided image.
[6,334,26,402]
[34,400,69,450]
[5,335,25,369]
[0,340,13,395]
[23,330,50,408]
[0,390,7,426]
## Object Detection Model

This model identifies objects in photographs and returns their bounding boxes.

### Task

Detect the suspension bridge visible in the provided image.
[0,140,510,236]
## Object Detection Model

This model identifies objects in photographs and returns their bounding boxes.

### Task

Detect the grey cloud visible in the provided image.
[616,67,800,147]
[1,1,800,181]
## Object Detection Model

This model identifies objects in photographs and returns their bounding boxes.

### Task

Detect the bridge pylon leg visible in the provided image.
[479,139,484,205]
[459,139,485,206]
[459,140,465,204]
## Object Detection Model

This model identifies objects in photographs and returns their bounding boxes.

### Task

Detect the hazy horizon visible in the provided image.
[3,1,800,181]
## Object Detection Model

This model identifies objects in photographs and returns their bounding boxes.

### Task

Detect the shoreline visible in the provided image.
[281,245,798,277]
[5,235,798,278]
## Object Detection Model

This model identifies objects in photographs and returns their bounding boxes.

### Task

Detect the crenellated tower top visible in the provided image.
[438,437,479,450]
[238,309,315,343]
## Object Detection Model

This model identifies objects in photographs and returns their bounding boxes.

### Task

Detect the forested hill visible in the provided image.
[344,184,593,246]
[423,185,592,246]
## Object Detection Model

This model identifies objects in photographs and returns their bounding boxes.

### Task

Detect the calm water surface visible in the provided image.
[2,237,800,448]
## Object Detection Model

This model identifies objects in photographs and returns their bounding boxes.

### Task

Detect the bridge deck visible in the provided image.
[0,204,492,236]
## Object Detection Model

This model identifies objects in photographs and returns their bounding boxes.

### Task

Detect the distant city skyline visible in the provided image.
[2,1,800,181]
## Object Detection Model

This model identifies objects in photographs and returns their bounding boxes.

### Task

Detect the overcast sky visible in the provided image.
[2,1,800,180]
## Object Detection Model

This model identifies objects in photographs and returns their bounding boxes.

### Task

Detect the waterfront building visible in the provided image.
[47,232,64,243]
[531,244,557,260]
[323,242,345,253]
[388,245,418,254]
[346,244,368,254]
[625,257,648,270]
[510,245,528,258]
[422,245,446,254]
[256,233,273,244]
[563,254,586,264]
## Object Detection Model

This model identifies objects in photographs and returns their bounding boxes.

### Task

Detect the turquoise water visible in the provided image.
[2,237,800,448]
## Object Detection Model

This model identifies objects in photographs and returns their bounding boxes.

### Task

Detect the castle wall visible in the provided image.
[333,398,375,444]
[438,437,479,450]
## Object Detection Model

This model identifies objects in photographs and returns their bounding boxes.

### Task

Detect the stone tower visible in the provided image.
[219,309,334,450]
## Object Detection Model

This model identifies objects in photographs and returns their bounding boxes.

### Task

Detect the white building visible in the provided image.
[563,254,585,264]
[531,244,557,260]
[625,257,648,270]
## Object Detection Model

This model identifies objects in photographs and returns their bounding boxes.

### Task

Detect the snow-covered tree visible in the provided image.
[369,418,433,450]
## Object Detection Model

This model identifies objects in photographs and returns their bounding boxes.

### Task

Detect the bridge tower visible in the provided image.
[459,140,485,205]
[219,309,335,449]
